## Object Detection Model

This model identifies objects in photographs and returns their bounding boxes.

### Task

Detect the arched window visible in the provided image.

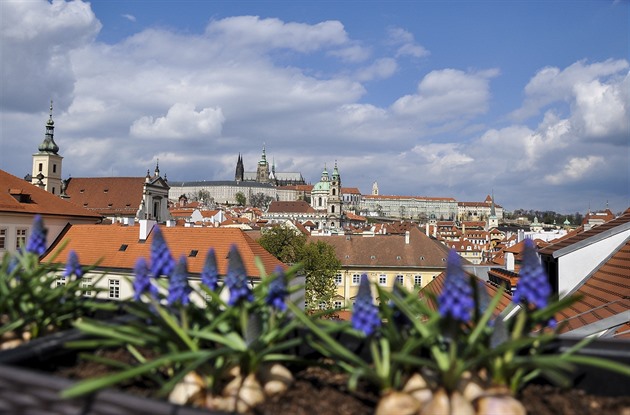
[331,205,335,213]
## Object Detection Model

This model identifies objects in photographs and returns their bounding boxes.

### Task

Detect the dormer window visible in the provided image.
[189,250,198,257]
[119,244,128,251]
[104,189,109,193]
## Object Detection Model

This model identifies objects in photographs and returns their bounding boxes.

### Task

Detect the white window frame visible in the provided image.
[396,275,404,285]
[335,273,343,286]
[82,277,93,297]
[16,228,27,250]
[108,279,120,299]
[0,228,6,250]
[378,275,387,286]
[352,274,361,285]
[414,275,422,287]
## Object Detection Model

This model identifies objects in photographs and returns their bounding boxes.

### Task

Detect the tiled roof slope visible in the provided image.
[421,270,513,317]
[539,208,630,257]
[556,237,630,337]
[267,200,316,213]
[0,169,102,220]
[310,227,452,268]
[64,177,145,216]
[42,224,285,279]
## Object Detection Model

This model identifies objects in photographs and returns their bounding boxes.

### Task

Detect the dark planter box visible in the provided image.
[0,328,627,414]
[553,336,630,397]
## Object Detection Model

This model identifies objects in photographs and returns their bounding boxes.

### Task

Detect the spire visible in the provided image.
[490,191,496,217]
[332,160,340,180]
[235,153,244,181]
[38,100,59,154]
[154,158,160,177]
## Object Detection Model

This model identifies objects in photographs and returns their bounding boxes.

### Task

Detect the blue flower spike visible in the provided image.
[26,214,47,256]
[352,274,381,336]
[225,245,253,306]
[201,248,219,291]
[438,249,474,323]
[167,255,192,306]
[64,250,83,279]
[266,265,288,311]
[150,225,174,277]
[513,239,552,310]
[133,257,158,301]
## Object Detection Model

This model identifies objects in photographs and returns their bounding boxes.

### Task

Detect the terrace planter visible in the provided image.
[0,331,628,415]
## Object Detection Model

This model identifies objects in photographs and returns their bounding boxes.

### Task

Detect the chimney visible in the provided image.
[405,231,410,244]
[506,252,515,272]
[425,223,429,236]
[139,219,156,240]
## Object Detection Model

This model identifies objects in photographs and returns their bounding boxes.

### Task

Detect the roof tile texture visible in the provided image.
[42,224,285,279]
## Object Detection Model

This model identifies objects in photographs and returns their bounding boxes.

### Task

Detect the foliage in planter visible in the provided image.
[0,215,112,350]
[58,227,630,415]
[63,226,306,413]
[291,241,630,415]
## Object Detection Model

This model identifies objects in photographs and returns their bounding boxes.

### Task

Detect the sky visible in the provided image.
[1,0,628,215]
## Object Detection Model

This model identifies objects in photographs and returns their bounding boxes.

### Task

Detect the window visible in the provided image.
[38,163,43,172]
[56,277,66,287]
[352,274,361,285]
[0,229,6,250]
[53,164,57,173]
[333,300,343,309]
[82,278,92,296]
[379,275,387,286]
[414,275,422,287]
[108,279,120,299]
[396,275,404,285]
[318,301,327,310]
[335,273,342,285]
[15,228,27,250]
[52,187,56,195]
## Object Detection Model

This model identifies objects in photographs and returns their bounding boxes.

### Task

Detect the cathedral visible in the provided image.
[234,147,306,187]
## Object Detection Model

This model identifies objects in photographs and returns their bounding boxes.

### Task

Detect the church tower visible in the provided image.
[256,146,270,183]
[32,101,63,195]
[235,153,244,182]
[328,161,342,229]
[487,193,499,230]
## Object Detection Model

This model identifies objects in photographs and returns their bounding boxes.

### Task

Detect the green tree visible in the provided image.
[258,225,340,309]
[250,192,274,209]
[235,192,247,206]
[258,225,306,265]
[300,241,340,310]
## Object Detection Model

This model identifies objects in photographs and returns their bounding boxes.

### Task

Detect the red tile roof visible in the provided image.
[310,227,451,268]
[42,224,285,279]
[64,177,146,216]
[0,169,102,220]
[267,200,316,213]
[556,238,630,336]
[540,208,630,257]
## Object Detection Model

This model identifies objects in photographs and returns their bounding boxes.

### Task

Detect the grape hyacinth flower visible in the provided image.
[352,274,381,336]
[167,255,192,306]
[225,245,253,306]
[513,239,552,310]
[266,266,288,312]
[150,225,174,278]
[25,214,47,256]
[438,249,474,323]
[63,250,83,279]
[133,258,158,301]
[201,248,219,291]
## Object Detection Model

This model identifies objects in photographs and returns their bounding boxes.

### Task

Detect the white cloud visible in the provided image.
[0,0,101,112]
[355,58,397,81]
[570,72,629,143]
[130,103,225,139]
[204,16,349,53]
[511,59,629,121]
[544,156,605,185]
[387,27,430,58]
[390,68,499,121]
[122,14,136,22]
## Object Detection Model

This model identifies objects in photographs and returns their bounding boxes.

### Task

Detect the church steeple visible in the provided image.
[32,100,63,195]
[235,153,244,181]
[38,100,59,154]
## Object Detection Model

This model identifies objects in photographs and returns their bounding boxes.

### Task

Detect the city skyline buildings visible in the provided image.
[0,1,628,214]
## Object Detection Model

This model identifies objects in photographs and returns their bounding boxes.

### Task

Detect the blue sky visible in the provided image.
[1,0,628,214]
